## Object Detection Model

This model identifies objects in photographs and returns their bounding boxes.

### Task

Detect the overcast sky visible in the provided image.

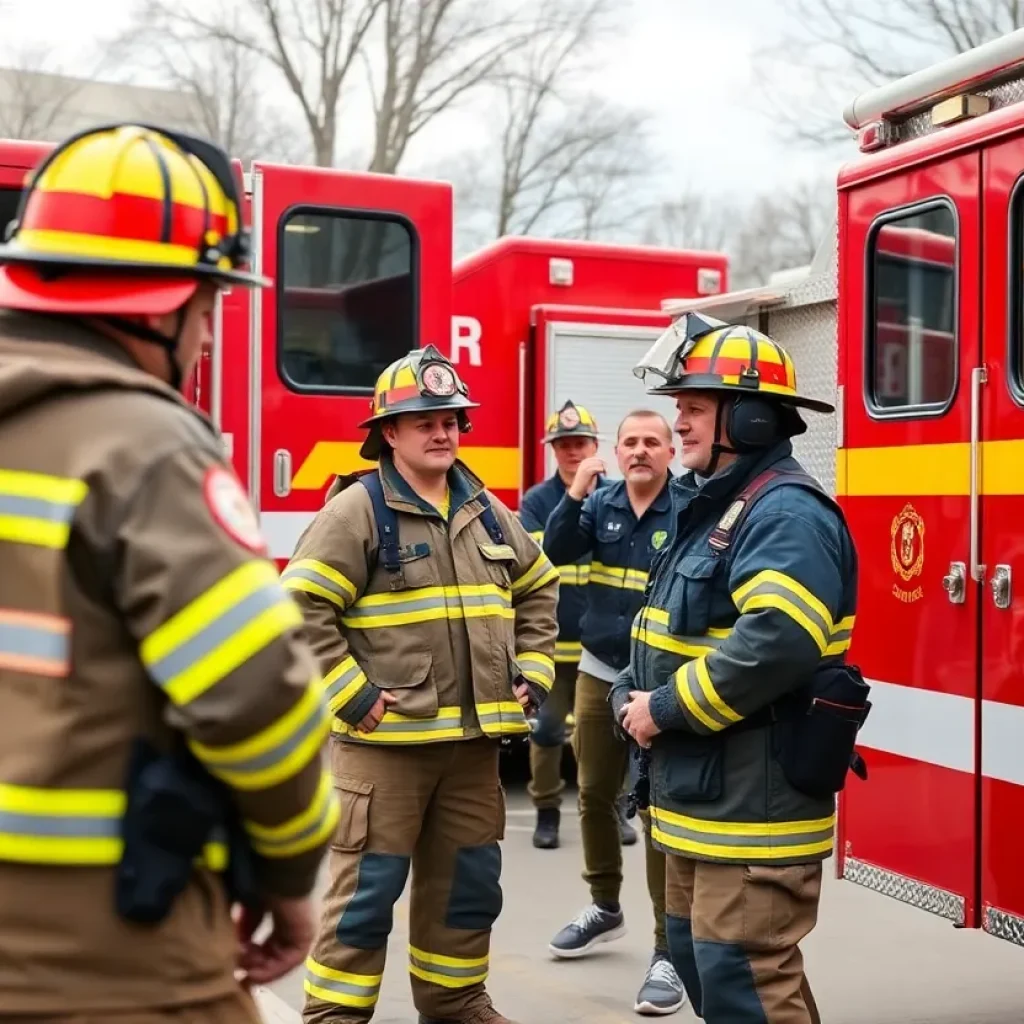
[10,0,855,201]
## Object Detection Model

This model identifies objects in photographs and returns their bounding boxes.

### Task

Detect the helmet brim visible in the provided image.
[357,394,480,429]
[0,263,203,316]
[647,377,835,414]
[0,246,271,289]
[542,429,600,444]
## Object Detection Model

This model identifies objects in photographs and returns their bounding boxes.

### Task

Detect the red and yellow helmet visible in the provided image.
[542,400,599,443]
[359,345,479,460]
[634,312,833,413]
[0,121,267,316]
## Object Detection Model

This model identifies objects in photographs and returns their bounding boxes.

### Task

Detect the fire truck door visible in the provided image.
[247,162,452,563]
[838,151,982,929]
[975,138,1024,946]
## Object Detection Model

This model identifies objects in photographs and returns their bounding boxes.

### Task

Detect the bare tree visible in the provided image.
[640,191,738,253]
[113,9,305,163]
[0,45,86,140]
[362,0,524,174]
[760,0,1024,145]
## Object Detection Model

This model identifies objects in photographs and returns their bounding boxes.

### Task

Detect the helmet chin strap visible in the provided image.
[703,399,738,477]
[100,307,189,391]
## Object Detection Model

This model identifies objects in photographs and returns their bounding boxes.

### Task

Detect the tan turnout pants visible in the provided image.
[304,737,505,1023]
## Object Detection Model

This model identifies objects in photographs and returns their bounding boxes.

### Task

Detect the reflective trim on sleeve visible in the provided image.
[826,614,856,655]
[304,956,382,1009]
[245,770,339,858]
[281,558,358,610]
[476,700,530,737]
[557,563,591,586]
[324,655,371,714]
[188,678,331,790]
[732,570,834,654]
[511,553,559,599]
[141,560,303,706]
[342,584,512,629]
[334,706,466,743]
[0,609,70,677]
[649,804,835,861]
[408,945,489,989]
[590,562,648,592]
[517,651,555,692]
[673,656,743,733]
[555,640,582,662]
[0,469,88,549]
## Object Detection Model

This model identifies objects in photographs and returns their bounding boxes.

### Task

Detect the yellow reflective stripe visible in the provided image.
[512,553,558,599]
[245,770,339,858]
[518,650,555,691]
[343,584,512,629]
[673,660,725,732]
[0,468,89,549]
[323,655,371,713]
[555,640,581,662]
[558,563,591,585]
[692,656,742,724]
[141,561,303,705]
[281,558,358,609]
[826,614,856,655]
[732,570,833,654]
[528,530,544,542]
[591,562,648,591]
[408,945,488,989]
[650,804,835,860]
[333,707,466,743]
[304,956,382,1009]
[477,700,529,736]
[188,678,331,790]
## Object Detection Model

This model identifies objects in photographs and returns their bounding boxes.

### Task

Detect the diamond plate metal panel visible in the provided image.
[896,77,1024,143]
[843,857,965,924]
[985,907,1024,947]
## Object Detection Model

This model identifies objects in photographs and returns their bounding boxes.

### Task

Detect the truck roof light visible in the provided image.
[549,257,573,286]
[931,92,991,126]
[858,121,895,152]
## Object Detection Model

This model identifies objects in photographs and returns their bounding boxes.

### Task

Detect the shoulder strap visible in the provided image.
[708,467,822,554]
[476,491,505,546]
[359,471,404,588]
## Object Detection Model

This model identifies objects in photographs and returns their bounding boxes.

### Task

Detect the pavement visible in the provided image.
[263,781,1024,1024]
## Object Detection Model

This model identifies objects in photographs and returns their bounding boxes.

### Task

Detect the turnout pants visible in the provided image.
[574,670,667,951]
[527,662,577,809]
[304,737,505,1024]
[4,990,262,1024]
[665,854,823,1024]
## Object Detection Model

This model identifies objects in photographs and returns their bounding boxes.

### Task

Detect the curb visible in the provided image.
[253,986,302,1023]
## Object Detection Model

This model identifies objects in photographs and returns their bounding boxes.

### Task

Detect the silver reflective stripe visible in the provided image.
[305,965,380,1003]
[374,716,463,734]
[675,660,738,732]
[282,566,352,605]
[147,582,285,686]
[325,659,366,706]
[477,710,525,729]
[343,591,508,625]
[409,950,487,982]
[518,654,554,683]
[651,810,835,856]
[0,493,77,523]
[0,809,119,838]
[634,612,727,656]
[0,618,68,666]
[736,580,832,649]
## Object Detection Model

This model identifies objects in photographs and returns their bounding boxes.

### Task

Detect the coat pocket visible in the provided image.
[478,541,517,589]
[667,555,719,638]
[654,733,724,803]
[331,776,373,852]
[377,650,438,719]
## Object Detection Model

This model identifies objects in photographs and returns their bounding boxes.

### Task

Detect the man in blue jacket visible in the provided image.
[544,409,686,1017]
[615,314,861,1024]
[520,401,638,850]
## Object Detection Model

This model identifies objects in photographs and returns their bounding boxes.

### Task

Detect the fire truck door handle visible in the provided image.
[990,565,1012,610]
[943,562,966,605]
[969,365,986,582]
[273,449,292,497]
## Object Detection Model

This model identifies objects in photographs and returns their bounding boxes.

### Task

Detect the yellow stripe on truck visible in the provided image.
[291,442,521,492]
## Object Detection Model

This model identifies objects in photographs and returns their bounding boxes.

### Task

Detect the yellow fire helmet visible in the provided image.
[633,312,834,414]
[359,344,480,460]
[542,400,599,444]
[0,122,267,318]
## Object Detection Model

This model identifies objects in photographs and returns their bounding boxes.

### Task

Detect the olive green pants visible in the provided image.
[527,662,577,809]
[573,670,667,951]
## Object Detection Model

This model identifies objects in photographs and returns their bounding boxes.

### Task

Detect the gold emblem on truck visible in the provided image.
[890,502,925,603]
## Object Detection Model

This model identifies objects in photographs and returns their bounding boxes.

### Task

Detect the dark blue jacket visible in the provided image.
[544,474,673,674]
[519,472,606,663]
[612,440,858,866]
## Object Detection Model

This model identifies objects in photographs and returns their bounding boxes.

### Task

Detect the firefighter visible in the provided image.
[616,314,860,1024]
[543,409,686,1017]
[518,400,636,850]
[0,122,338,1022]
[282,345,558,1024]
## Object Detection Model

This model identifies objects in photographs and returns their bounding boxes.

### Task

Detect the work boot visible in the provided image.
[532,806,560,849]
[617,793,638,846]
[418,1008,520,1023]
[634,951,687,1015]
[549,902,626,958]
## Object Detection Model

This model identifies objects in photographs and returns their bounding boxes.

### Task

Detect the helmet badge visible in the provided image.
[558,405,581,429]
[421,362,457,396]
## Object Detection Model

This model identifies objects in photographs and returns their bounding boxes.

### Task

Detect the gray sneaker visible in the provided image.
[548,902,626,958]
[634,952,687,1015]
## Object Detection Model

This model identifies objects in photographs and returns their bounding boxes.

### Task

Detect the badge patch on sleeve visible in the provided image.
[203,466,268,555]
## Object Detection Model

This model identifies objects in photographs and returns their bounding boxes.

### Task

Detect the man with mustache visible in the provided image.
[543,410,686,1018]
[282,345,558,1024]
[518,401,637,851]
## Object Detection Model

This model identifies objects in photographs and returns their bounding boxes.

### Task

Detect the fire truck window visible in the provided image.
[869,206,957,412]
[278,211,416,392]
